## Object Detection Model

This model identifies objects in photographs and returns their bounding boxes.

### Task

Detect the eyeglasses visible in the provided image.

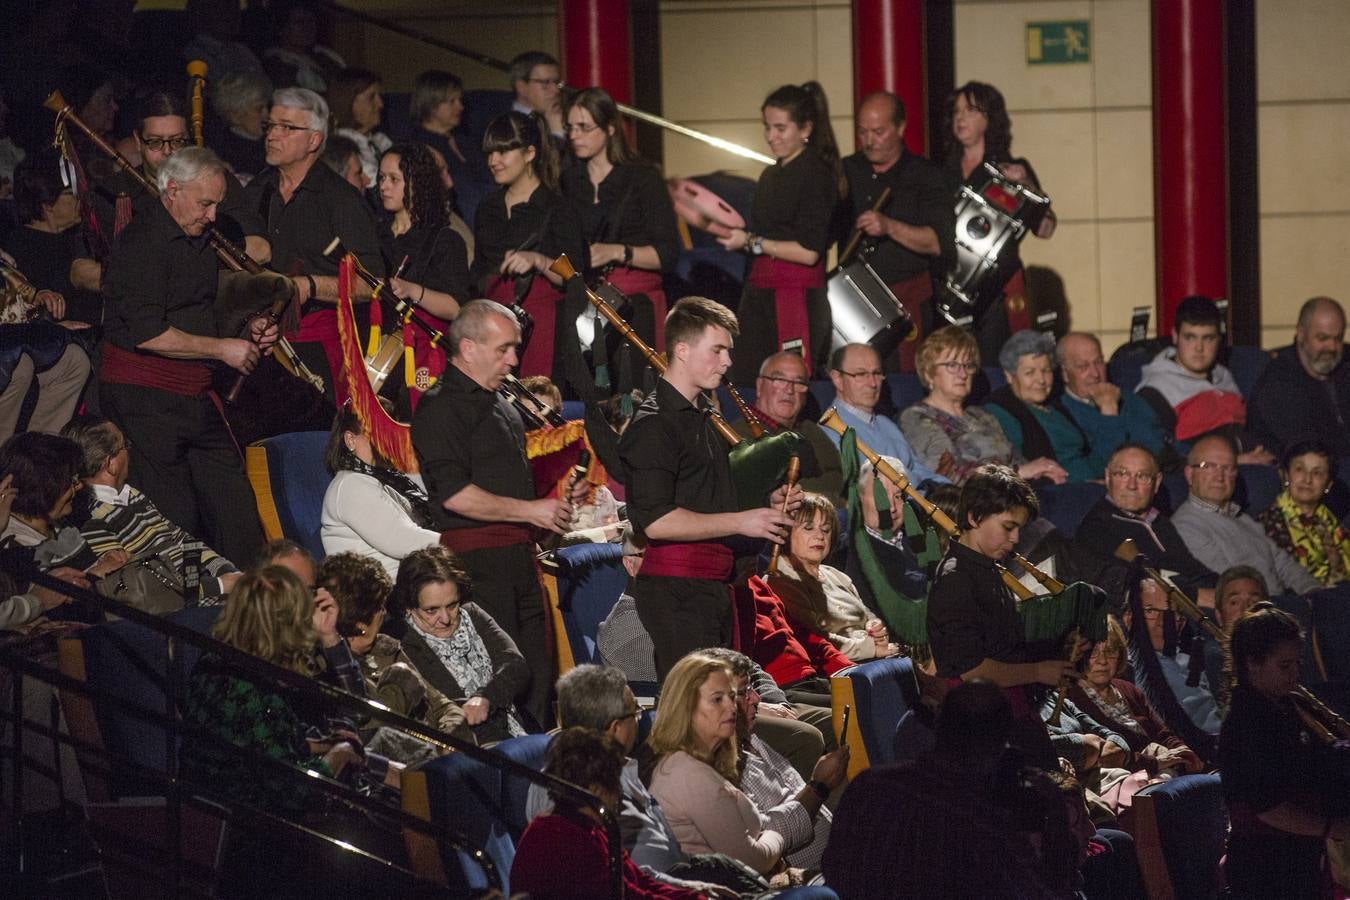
[1140,607,1169,619]
[1190,461,1238,476]
[761,374,809,392]
[415,601,462,621]
[140,135,190,152]
[839,369,884,380]
[612,707,642,724]
[262,121,313,135]
[1089,645,1120,661]
[1107,469,1156,482]
[526,78,561,87]
[935,360,979,374]
[564,122,600,135]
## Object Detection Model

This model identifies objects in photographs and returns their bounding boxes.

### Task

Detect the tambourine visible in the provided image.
[668,177,746,238]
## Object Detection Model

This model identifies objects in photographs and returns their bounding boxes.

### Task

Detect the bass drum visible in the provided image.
[826,258,913,361]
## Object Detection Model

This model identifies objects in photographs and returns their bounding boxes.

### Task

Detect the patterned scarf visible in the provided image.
[407,610,524,737]
[1269,491,1350,586]
[340,450,436,529]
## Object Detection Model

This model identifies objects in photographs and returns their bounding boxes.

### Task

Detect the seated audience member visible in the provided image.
[329,67,390,190]
[926,464,1080,766]
[645,652,793,880]
[0,471,83,630]
[985,329,1099,482]
[6,149,101,325]
[1067,617,1205,776]
[512,728,704,900]
[320,403,440,578]
[823,680,1072,898]
[769,491,899,661]
[1039,692,1132,786]
[1248,296,1350,459]
[1216,565,1268,634]
[316,552,470,744]
[409,70,490,226]
[900,325,1066,484]
[1130,577,1223,734]
[1258,440,1350,587]
[209,71,270,180]
[1220,603,1350,899]
[181,565,392,897]
[1135,294,1273,464]
[319,133,367,192]
[737,351,844,502]
[1072,443,1217,603]
[520,374,562,417]
[508,50,566,138]
[704,648,845,872]
[391,545,531,743]
[746,571,853,706]
[262,0,344,93]
[64,416,243,604]
[823,342,948,490]
[525,665,762,896]
[1056,331,1168,461]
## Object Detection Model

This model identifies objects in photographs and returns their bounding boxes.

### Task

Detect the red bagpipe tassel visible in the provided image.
[335,255,419,473]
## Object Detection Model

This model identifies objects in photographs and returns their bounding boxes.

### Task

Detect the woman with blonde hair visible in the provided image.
[645,652,788,876]
[899,325,1066,485]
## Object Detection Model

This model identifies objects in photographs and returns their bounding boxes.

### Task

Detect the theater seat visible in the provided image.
[809,379,837,416]
[1033,481,1106,539]
[403,752,515,893]
[244,431,332,561]
[494,733,554,839]
[1131,774,1226,900]
[554,542,628,670]
[1227,345,1273,399]
[829,657,920,780]
[886,373,925,412]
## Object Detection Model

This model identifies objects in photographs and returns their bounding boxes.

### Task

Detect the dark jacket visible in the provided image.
[1248,344,1350,458]
[1066,678,1187,756]
[1070,497,1216,598]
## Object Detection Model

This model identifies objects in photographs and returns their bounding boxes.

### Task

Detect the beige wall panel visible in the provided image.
[1090,0,1151,108]
[1096,220,1155,332]
[1021,221,1099,330]
[1257,102,1350,215]
[1094,108,1153,220]
[1259,215,1350,333]
[1261,326,1296,350]
[662,121,769,181]
[1099,330,1133,358]
[1256,0,1350,103]
[1010,110,1097,220]
[954,0,1095,110]
[816,4,856,125]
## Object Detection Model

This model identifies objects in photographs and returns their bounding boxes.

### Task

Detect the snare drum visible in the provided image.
[826,258,914,359]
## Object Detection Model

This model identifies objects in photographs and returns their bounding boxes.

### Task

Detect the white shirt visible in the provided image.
[320,470,440,578]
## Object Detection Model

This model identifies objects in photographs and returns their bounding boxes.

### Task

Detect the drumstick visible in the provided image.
[839,187,891,266]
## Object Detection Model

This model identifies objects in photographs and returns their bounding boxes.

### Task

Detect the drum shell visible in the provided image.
[826,259,913,360]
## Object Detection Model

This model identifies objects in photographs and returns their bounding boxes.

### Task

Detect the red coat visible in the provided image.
[739,574,852,686]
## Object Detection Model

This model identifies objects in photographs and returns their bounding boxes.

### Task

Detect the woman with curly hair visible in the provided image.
[374,142,471,403]
[941,81,1057,361]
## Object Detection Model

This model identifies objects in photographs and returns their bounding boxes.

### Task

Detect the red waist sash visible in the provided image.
[293,308,344,404]
[642,541,735,582]
[604,267,667,352]
[100,342,213,396]
[486,275,562,378]
[439,523,533,554]
[887,271,934,373]
[748,256,825,375]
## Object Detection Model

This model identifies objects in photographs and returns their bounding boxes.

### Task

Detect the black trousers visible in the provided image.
[456,542,553,728]
[632,575,733,682]
[100,382,264,568]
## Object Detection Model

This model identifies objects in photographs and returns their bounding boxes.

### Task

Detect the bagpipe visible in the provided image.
[819,408,1110,722]
[548,253,801,512]
[42,90,324,402]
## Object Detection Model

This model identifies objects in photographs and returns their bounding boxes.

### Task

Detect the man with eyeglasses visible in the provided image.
[93,88,269,264]
[509,51,564,138]
[1056,332,1167,460]
[822,343,947,491]
[733,351,844,502]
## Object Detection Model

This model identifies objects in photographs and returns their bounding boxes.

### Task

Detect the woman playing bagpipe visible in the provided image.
[720,82,842,383]
[376,142,470,408]
[471,111,587,380]
[1220,602,1350,899]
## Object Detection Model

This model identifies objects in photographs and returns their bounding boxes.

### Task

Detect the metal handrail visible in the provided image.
[3,560,626,896]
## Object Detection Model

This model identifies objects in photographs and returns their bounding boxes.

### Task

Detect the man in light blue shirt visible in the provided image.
[822,343,948,490]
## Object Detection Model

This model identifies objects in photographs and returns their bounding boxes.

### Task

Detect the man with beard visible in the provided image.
[1248,296,1350,458]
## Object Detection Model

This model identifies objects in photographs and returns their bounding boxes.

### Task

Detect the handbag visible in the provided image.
[96,553,188,615]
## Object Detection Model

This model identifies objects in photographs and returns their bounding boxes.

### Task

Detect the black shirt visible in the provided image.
[1071,497,1216,590]
[102,198,220,352]
[470,183,587,293]
[410,362,533,531]
[927,540,1028,678]
[93,165,263,247]
[750,148,839,255]
[841,148,956,282]
[241,160,385,293]
[619,377,738,537]
[380,222,470,307]
[560,162,681,272]
[1248,345,1350,458]
[2,225,102,324]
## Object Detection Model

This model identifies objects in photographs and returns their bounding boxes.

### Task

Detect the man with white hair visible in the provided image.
[241,87,383,399]
[100,146,277,565]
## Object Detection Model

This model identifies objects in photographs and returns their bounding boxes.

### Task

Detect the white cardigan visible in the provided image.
[320,470,441,577]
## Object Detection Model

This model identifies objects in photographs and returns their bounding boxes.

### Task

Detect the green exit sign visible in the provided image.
[1027,20,1091,64]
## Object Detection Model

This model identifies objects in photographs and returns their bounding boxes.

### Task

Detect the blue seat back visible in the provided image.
[891,708,935,763]
[555,542,627,666]
[1160,464,1279,517]
[561,400,586,421]
[79,607,221,797]
[838,658,919,767]
[417,752,515,893]
[1227,345,1271,399]
[808,380,837,416]
[248,431,332,561]
[886,373,925,413]
[1033,481,1106,538]
[1134,773,1226,900]
[493,734,554,840]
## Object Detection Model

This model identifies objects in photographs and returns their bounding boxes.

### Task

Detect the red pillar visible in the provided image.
[558,0,633,104]
[1151,0,1228,336]
[852,0,927,156]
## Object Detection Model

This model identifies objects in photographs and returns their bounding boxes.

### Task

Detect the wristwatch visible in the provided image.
[622,244,633,266]
[749,234,765,256]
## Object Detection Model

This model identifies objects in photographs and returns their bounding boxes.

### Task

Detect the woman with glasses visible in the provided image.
[561,87,680,356]
[900,326,1067,484]
[720,82,843,383]
[392,545,531,745]
[471,110,586,380]
[986,329,1100,483]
